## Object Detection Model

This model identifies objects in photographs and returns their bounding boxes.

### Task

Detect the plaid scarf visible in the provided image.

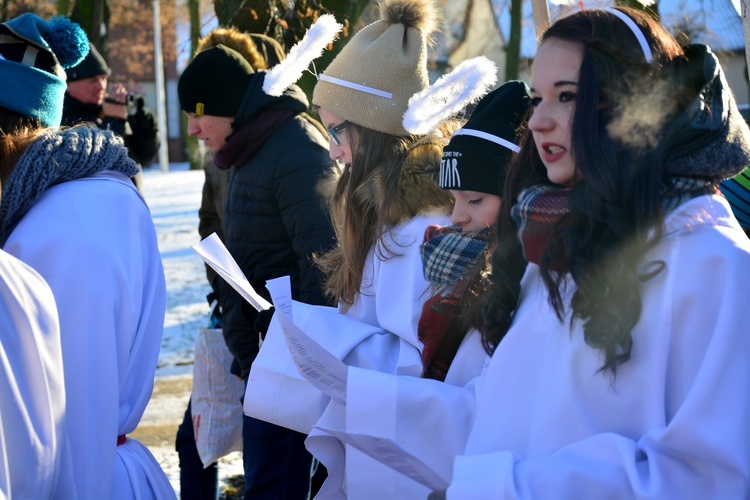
[420,225,491,289]
[511,178,718,269]
[418,225,490,381]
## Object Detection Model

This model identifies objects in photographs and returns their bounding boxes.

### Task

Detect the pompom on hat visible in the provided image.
[312,0,438,136]
[178,44,255,117]
[439,80,531,196]
[0,13,89,127]
[66,41,110,81]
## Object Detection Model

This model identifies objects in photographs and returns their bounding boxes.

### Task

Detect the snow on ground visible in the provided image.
[140,163,244,497]
[144,163,209,377]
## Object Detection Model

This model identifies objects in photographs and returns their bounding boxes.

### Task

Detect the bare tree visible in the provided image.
[212,0,370,100]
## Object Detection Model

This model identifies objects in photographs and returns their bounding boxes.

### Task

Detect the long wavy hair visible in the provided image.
[0,107,44,186]
[315,121,452,309]
[481,8,685,374]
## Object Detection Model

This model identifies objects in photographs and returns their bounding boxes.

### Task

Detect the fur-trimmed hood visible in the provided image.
[384,134,453,225]
[339,130,452,228]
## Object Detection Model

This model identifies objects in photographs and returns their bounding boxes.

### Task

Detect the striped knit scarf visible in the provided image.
[511,178,718,269]
[0,126,138,246]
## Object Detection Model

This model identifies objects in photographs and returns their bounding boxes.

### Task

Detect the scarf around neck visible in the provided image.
[418,224,490,381]
[420,224,491,290]
[213,109,294,170]
[0,126,138,246]
[511,178,718,268]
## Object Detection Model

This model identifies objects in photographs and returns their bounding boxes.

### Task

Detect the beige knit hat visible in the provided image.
[312,0,438,136]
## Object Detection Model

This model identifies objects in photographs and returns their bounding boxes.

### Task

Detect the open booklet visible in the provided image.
[192,233,448,490]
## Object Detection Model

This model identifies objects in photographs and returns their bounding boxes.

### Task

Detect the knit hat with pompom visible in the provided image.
[0,13,89,127]
[313,0,439,136]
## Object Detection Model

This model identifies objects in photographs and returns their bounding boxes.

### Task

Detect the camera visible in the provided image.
[126,93,144,116]
[104,92,144,116]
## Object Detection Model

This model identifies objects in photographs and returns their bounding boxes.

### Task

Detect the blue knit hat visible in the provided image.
[0,13,88,127]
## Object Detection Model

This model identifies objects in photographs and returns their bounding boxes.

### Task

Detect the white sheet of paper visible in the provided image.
[191,233,272,312]
[317,425,449,490]
[266,276,348,404]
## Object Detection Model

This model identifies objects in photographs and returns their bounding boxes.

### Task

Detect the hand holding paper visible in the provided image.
[266,276,349,404]
[192,233,272,312]
[316,426,450,491]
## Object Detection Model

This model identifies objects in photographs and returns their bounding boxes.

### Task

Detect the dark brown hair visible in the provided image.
[481,8,685,374]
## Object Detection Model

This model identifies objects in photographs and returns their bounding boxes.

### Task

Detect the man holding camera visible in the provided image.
[62,42,160,191]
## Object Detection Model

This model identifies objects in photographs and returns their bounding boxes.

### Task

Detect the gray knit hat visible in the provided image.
[312,0,438,136]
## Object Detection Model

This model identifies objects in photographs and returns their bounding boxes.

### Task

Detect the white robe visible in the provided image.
[244,211,451,498]
[4,172,174,499]
[447,194,750,498]
[315,194,750,499]
[0,249,75,499]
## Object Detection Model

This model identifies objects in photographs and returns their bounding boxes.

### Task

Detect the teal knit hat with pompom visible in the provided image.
[0,13,88,127]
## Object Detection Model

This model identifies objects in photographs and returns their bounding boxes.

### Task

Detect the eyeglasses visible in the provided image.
[327,121,348,147]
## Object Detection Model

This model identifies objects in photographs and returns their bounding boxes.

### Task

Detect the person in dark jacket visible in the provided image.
[178,43,336,499]
[175,28,287,500]
[62,41,160,190]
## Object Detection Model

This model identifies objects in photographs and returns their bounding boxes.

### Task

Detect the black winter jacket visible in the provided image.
[220,74,336,378]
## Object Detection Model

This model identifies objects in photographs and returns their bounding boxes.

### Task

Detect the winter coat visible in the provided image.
[2,129,172,499]
[198,155,230,292]
[220,74,337,379]
[62,93,160,167]
[0,249,75,498]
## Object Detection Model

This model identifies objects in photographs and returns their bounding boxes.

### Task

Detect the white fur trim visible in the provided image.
[262,14,342,97]
[403,56,498,135]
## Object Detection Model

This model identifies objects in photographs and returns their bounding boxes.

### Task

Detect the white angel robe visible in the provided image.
[4,171,174,499]
[324,195,750,499]
[245,211,451,498]
[447,195,750,498]
[0,249,75,499]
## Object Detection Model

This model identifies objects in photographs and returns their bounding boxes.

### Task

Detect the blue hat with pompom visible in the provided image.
[0,13,88,127]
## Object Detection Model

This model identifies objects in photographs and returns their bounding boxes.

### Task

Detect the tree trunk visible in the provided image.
[186,0,203,170]
[505,0,521,81]
[69,0,111,55]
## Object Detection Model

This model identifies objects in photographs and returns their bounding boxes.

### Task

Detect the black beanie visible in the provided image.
[440,80,532,196]
[66,41,110,81]
[178,44,254,117]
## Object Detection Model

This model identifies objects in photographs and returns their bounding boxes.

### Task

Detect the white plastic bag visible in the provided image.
[191,327,244,467]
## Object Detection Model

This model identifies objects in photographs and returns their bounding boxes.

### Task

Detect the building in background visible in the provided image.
[439,0,749,106]
[108,0,185,162]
